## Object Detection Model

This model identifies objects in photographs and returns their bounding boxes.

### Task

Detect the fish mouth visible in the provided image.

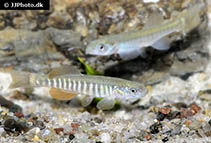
[131,99,140,105]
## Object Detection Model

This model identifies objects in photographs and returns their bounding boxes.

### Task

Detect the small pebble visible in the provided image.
[0,127,4,135]
[93,117,103,124]
[208,119,211,127]
[33,135,40,141]
[166,111,181,120]
[71,122,80,129]
[180,108,193,118]
[188,120,202,130]
[185,120,192,126]
[162,137,169,142]
[14,112,24,118]
[174,102,187,109]
[144,134,151,140]
[190,104,201,115]
[33,120,45,130]
[4,118,30,133]
[100,133,111,143]
[159,107,171,114]
[204,130,211,137]
[69,134,75,140]
[42,129,51,137]
[157,113,166,121]
[149,122,162,134]
[54,128,64,134]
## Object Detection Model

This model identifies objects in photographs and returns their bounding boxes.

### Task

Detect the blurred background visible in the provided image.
[0,0,210,142]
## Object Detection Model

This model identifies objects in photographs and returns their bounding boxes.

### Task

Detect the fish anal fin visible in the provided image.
[49,88,77,100]
[48,66,80,78]
[96,98,115,110]
[152,37,171,51]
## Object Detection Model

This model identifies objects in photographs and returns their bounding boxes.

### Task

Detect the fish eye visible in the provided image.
[130,88,137,93]
[99,44,104,50]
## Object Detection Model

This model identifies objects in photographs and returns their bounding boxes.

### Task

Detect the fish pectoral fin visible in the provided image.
[49,88,77,100]
[79,95,94,107]
[48,66,81,78]
[152,37,171,51]
[96,98,115,110]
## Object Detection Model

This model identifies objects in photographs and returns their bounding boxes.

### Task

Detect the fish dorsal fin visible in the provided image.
[143,12,164,30]
[48,66,81,78]
[49,88,77,100]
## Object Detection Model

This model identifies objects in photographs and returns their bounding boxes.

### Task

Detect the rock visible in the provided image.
[45,27,83,49]
[190,104,201,115]
[0,95,22,113]
[69,134,75,140]
[162,137,169,142]
[0,28,48,70]
[0,0,209,143]
[198,89,211,101]
[188,120,202,130]
[209,119,211,127]
[54,128,64,134]
[159,107,171,115]
[14,31,48,62]
[170,30,209,78]
[0,127,4,135]
[3,118,31,133]
[100,133,111,143]
[149,122,162,134]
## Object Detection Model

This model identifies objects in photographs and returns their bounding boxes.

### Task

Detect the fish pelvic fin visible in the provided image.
[9,71,37,89]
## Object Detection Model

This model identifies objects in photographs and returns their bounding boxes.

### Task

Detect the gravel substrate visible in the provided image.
[0,0,210,143]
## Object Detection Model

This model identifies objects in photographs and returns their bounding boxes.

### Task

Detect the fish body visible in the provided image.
[9,70,148,110]
[86,4,204,60]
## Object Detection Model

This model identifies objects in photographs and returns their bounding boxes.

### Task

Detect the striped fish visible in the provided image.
[8,70,148,110]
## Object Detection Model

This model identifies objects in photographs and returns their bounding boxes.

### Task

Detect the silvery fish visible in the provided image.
[8,67,148,110]
[86,4,203,60]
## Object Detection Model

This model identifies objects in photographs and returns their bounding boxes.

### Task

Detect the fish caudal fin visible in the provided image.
[9,71,32,89]
[177,3,204,34]
[49,88,77,100]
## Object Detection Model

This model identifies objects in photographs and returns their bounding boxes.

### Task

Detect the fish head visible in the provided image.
[86,39,118,56]
[114,83,148,103]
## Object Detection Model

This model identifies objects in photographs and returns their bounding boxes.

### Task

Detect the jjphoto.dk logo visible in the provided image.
[4,2,43,8]
[0,0,49,10]
[4,2,9,8]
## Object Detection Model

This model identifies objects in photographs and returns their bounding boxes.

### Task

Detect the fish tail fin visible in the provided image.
[177,3,204,34]
[9,71,37,89]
